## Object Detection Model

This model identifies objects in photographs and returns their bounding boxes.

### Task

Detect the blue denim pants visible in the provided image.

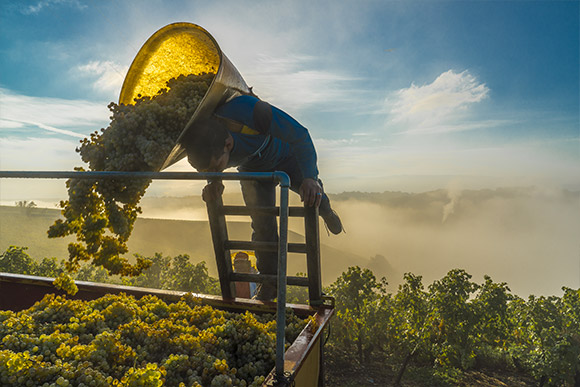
[238,155,330,276]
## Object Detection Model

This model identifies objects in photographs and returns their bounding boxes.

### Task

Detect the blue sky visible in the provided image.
[1,0,578,197]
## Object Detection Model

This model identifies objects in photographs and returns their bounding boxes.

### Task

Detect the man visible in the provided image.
[183,94,343,300]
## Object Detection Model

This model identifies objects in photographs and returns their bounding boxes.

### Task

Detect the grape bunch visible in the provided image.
[0,293,310,387]
[52,273,79,296]
[48,73,214,277]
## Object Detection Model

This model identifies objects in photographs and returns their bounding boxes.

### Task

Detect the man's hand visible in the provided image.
[202,181,224,202]
[299,178,323,207]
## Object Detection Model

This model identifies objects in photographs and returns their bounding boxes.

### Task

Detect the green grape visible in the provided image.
[48,73,214,278]
[0,293,309,386]
[53,273,79,296]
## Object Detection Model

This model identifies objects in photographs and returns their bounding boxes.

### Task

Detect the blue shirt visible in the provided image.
[214,95,319,180]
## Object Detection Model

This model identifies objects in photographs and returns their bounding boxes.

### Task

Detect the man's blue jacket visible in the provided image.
[214,95,319,180]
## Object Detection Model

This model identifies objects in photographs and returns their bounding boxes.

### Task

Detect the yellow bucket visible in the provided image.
[119,22,251,170]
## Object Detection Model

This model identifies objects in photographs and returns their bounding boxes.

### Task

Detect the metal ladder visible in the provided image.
[205,188,323,306]
[203,171,325,385]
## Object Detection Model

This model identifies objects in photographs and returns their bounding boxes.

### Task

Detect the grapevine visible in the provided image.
[47,73,214,276]
[0,293,308,387]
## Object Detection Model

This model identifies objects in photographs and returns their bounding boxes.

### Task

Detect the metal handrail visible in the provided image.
[0,170,290,185]
[0,170,292,382]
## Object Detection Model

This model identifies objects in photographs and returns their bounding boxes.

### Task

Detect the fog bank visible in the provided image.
[322,187,579,297]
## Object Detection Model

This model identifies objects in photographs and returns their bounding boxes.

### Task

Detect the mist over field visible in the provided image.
[321,186,580,297]
[134,185,580,297]
[1,185,578,298]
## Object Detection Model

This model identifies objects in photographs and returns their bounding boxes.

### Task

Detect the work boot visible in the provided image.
[319,198,344,235]
[253,283,277,301]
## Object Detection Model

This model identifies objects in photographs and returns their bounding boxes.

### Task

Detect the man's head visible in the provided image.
[182,117,233,172]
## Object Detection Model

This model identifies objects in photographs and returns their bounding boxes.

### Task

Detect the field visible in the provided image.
[0,204,365,285]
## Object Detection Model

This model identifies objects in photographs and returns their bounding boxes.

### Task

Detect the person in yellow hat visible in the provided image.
[183,94,343,300]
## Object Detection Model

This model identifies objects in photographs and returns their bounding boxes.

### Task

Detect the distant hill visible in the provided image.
[0,205,366,285]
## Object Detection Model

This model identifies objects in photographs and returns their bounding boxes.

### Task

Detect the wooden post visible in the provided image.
[206,195,236,299]
[304,205,322,305]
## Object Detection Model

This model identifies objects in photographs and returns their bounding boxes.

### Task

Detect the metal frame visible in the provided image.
[0,170,323,384]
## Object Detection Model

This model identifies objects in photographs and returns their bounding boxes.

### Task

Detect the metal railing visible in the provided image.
[0,170,293,382]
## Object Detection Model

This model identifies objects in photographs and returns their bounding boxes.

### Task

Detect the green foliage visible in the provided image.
[286,273,309,304]
[327,266,388,364]
[36,257,65,278]
[391,273,430,356]
[472,275,513,347]
[285,286,309,305]
[428,269,479,370]
[325,266,580,386]
[15,200,37,215]
[165,254,219,295]
[15,200,37,208]
[124,252,171,289]
[387,272,432,384]
[0,246,36,275]
[75,263,110,283]
[508,289,580,386]
[0,246,65,278]
[122,253,220,295]
[1,247,220,296]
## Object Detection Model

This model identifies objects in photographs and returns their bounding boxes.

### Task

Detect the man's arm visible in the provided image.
[267,104,319,181]
[258,102,322,206]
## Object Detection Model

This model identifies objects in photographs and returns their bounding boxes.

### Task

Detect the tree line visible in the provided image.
[0,246,219,295]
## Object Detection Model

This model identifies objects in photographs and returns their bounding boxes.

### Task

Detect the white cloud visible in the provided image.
[0,136,79,170]
[385,70,490,134]
[0,120,25,130]
[0,88,109,136]
[1,119,85,138]
[243,54,362,112]
[21,0,86,15]
[75,61,128,96]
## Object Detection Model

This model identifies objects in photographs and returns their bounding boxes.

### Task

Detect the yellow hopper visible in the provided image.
[119,22,251,170]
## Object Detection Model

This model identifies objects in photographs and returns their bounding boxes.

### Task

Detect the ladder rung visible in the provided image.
[230,272,310,287]
[222,205,305,217]
[225,240,307,254]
